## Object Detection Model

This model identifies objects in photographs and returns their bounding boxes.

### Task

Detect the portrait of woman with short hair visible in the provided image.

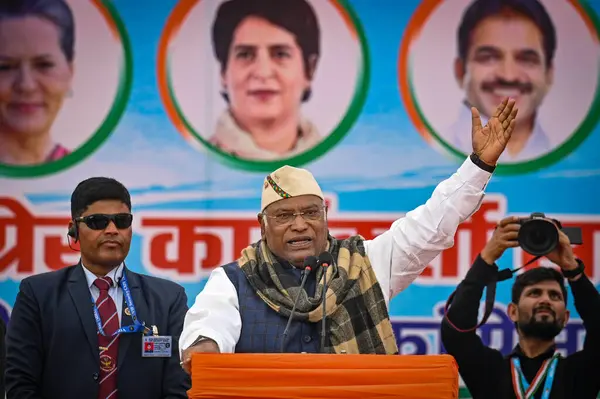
[208,0,322,160]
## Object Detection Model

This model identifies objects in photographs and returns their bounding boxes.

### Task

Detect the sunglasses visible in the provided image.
[75,213,133,230]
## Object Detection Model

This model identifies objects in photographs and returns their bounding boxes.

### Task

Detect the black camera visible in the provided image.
[517,212,583,256]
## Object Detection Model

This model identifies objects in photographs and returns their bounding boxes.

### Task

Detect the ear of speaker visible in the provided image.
[68,226,76,238]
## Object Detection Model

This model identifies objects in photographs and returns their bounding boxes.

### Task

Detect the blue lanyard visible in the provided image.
[512,354,559,399]
[91,272,147,336]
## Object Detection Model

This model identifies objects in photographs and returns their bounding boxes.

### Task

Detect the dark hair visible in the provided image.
[70,177,131,219]
[511,267,568,305]
[457,0,556,68]
[212,0,320,102]
[0,0,75,62]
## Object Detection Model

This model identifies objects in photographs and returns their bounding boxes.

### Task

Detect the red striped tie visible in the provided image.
[94,277,120,399]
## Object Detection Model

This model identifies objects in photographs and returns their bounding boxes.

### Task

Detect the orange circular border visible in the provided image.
[398,0,600,144]
[157,0,360,143]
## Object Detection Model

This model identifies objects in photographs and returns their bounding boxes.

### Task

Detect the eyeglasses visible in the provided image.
[75,213,133,230]
[261,208,325,226]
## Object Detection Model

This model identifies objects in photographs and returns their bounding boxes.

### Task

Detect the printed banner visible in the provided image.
[1,0,599,396]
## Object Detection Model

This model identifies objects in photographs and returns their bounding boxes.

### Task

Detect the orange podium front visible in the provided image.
[188,353,459,399]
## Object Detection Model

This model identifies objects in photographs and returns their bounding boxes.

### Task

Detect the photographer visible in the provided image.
[441,216,600,399]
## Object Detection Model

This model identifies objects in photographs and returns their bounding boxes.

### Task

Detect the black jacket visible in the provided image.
[441,255,600,399]
[5,264,191,399]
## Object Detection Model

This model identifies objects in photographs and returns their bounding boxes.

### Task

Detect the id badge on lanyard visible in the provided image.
[511,353,559,399]
[91,272,173,358]
[91,273,147,336]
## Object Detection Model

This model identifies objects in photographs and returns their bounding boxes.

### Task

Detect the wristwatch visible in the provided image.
[180,335,215,367]
[562,258,585,278]
[470,152,496,173]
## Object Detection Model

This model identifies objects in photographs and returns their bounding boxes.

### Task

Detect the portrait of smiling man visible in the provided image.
[443,0,556,162]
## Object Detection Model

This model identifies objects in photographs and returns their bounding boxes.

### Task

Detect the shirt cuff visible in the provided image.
[179,328,226,358]
[457,156,493,190]
[568,272,596,295]
[465,255,499,285]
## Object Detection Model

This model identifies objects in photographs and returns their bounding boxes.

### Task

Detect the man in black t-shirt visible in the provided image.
[442,216,600,399]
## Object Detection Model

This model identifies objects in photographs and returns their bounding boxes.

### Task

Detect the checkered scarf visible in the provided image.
[237,234,399,354]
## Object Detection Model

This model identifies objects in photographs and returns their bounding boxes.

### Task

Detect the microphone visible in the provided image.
[318,251,334,353]
[280,256,318,353]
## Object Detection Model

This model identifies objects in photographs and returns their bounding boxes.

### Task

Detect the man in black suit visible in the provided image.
[5,177,191,399]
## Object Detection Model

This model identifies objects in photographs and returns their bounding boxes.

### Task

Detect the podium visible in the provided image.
[188,353,459,399]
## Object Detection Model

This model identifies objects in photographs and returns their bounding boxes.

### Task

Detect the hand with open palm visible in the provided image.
[471,98,518,166]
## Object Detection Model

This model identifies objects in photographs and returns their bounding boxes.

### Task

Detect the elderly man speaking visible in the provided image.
[180,99,518,367]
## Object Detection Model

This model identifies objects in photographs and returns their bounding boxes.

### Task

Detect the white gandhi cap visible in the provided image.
[260,165,324,212]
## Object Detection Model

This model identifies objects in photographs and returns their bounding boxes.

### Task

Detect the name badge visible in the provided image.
[142,336,172,358]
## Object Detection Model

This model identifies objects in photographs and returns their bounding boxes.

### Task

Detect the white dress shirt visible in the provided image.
[82,263,124,325]
[179,156,492,355]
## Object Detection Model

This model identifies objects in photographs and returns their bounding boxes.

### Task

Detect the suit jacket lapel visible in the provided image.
[68,264,99,366]
[118,267,147,368]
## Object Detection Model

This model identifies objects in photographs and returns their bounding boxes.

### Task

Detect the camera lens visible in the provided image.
[518,219,558,256]
[530,230,546,245]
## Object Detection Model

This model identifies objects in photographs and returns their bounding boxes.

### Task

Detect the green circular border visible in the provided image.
[166,0,370,172]
[407,0,600,176]
[0,0,133,179]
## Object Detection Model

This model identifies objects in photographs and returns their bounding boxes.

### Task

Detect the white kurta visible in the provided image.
[179,156,492,355]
